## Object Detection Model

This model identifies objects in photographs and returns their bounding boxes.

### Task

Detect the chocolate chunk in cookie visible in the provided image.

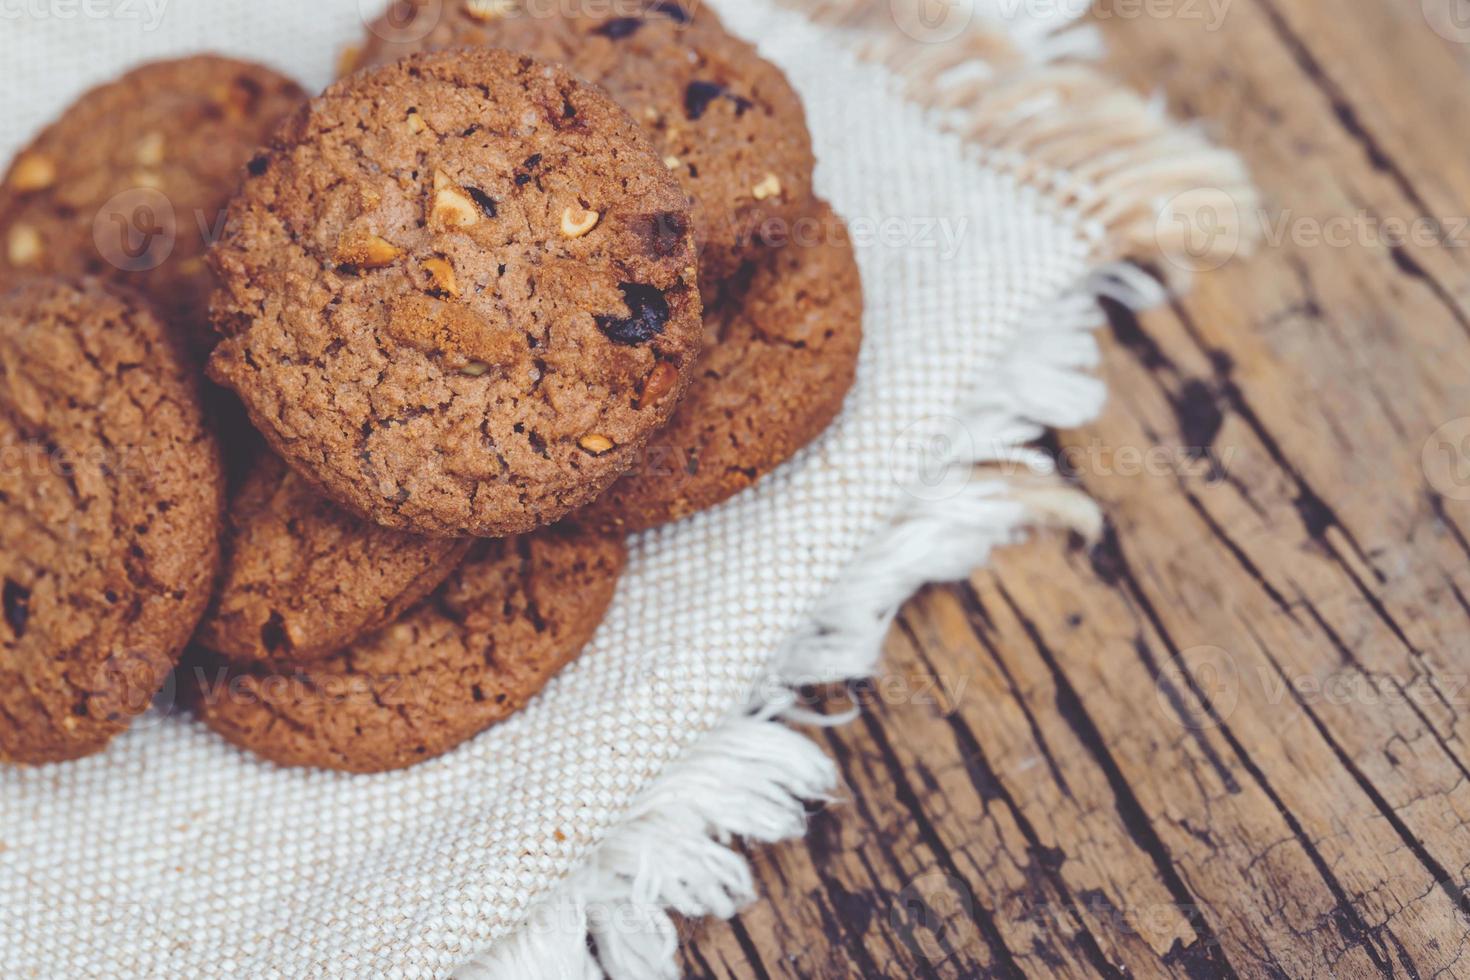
[0,56,305,357]
[579,201,862,532]
[353,0,815,279]
[186,524,625,773]
[196,452,472,666]
[0,278,224,764]
[207,49,702,538]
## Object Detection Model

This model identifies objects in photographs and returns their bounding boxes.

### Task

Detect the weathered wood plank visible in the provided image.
[685,0,1470,975]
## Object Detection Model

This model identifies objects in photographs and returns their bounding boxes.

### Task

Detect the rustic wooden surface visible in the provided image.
[683,0,1470,976]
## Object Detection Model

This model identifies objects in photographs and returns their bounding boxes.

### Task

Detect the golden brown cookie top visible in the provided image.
[580,201,862,532]
[196,452,472,666]
[0,277,224,764]
[187,524,625,773]
[353,0,815,278]
[207,48,703,538]
[0,55,306,357]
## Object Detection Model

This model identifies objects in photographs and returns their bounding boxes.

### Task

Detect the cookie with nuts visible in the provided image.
[0,278,225,764]
[195,452,473,666]
[353,0,815,279]
[185,523,625,773]
[579,201,863,532]
[207,49,702,538]
[0,56,306,358]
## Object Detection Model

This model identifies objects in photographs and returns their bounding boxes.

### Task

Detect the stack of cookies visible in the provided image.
[0,0,862,773]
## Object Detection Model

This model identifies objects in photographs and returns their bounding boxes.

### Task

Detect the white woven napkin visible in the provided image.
[0,1,1253,976]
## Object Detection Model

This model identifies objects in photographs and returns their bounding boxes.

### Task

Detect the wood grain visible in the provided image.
[684,0,1470,975]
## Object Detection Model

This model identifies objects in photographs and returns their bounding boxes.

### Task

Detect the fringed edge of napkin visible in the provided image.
[463,4,1259,977]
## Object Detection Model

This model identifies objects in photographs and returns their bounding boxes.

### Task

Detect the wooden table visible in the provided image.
[684,1,1470,975]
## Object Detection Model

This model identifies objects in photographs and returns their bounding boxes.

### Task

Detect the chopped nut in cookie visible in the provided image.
[578,434,615,455]
[6,225,42,266]
[637,361,679,408]
[334,229,402,268]
[752,174,783,200]
[561,206,600,238]
[422,257,459,297]
[430,172,481,229]
[9,154,56,193]
[465,0,514,21]
[135,132,166,167]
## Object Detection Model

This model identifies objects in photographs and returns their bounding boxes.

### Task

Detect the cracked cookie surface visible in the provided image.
[186,523,625,773]
[0,56,306,357]
[196,452,472,666]
[353,0,815,279]
[208,48,702,537]
[0,278,224,764]
[579,201,862,532]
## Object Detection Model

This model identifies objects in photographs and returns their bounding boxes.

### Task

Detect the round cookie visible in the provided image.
[0,56,306,357]
[354,0,815,279]
[207,49,703,538]
[0,278,225,764]
[196,452,473,666]
[579,201,862,532]
[186,524,625,773]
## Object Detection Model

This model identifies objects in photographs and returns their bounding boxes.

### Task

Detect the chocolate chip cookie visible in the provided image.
[0,278,224,764]
[0,56,306,357]
[186,524,624,773]
[195,452,472,666]
[354,0,815,278]
[207,49,702,538]
[580,201,862,532]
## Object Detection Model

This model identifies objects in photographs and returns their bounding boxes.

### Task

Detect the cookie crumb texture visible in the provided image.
[208,49,702,538]
[581,201,863,532]
[188,524,625,773]
[355,0,815,278]
[196,452,472,665]
[0,56,306,356]
[0,278,224,764]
